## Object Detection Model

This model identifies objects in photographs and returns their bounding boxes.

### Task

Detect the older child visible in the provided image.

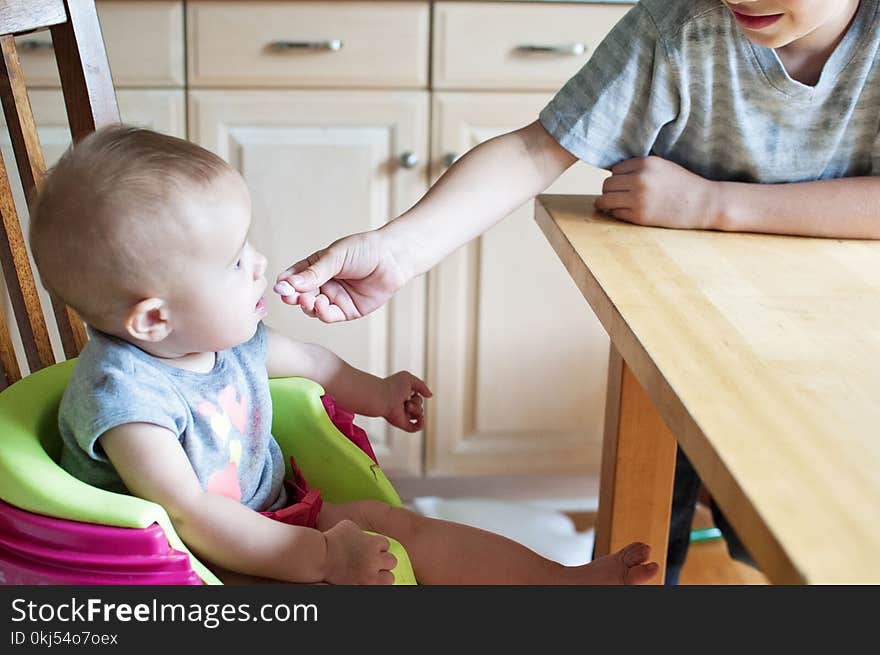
[274,0,880,582]
[30,125,658,585]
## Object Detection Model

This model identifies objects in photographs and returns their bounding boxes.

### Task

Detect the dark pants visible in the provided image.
[665,448,755,584]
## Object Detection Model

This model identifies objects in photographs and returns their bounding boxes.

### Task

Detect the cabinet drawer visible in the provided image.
[187,2,429,88]
[433,2,632,91]
[16,1,184,88]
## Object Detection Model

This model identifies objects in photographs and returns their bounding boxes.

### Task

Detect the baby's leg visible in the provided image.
[318,501,658,585]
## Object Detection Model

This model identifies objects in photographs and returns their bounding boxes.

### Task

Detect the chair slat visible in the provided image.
[0,302,21,390]
[51,1,120,143]
[0,148,54,374]
[0,0,66,36]
[51,294,87,358]
[0,34,40,383]
[0,34,86,359]
[51,0,117,356]
[0,36,47,212]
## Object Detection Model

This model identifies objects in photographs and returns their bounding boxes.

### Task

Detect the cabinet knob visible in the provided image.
[399,151,420,169]
[442,152,460,168]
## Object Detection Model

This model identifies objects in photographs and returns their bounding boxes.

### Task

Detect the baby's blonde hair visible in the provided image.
[30,124,233,331]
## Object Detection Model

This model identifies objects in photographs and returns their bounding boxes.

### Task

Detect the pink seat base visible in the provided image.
[0,499,201,585]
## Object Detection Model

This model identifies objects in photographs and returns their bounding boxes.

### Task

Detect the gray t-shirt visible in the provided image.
[540,0,880,183]
[59,323,287,512]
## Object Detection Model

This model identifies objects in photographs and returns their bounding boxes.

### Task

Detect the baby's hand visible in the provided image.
[322,519,396,585]
[383,371,432,432]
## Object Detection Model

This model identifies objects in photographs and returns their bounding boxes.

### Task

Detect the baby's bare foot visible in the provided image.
[572,542,659,585]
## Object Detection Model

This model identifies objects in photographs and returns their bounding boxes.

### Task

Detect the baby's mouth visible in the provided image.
[731,10,783,30]
[255,297,267,316]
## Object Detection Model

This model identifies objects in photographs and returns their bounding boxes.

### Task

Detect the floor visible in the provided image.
[567,502,769,585]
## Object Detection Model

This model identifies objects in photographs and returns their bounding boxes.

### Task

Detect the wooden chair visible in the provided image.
[0,0,119,390]
[0,1,416,585]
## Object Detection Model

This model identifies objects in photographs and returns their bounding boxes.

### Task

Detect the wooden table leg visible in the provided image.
[594,346,677,584]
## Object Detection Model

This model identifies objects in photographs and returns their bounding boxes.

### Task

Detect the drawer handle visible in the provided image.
[267,39,343,53]
[17,40,54,53]
[514,43,587,57]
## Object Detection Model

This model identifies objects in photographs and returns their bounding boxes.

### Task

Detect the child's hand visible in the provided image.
[273,230,408,323]
[595,156,720,231]
[383,371,432,432]
[322,519,397,585]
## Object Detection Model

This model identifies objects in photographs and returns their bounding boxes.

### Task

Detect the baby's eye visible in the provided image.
[234,259,243,270]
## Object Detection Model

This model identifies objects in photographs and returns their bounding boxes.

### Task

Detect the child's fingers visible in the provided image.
[610,157,646,175]
[411,378,433,398]
[601,173,637,193]
[395,411,422,432]
[380,551,398,572]
[313,294,330,316]
[278,285,319,308]
[297,291,317,313]
[610,208,639,224]
[314,303,344,323]
[371,533,391,552]
[595,191,633,211]
[273,280,297,298]
[408,414,425,431]
[282,248,339,294]
[313,294,347,323]
[321,279,361,319]
[279,293,303,307]
[298,303,318,318]
[275,257,311,283]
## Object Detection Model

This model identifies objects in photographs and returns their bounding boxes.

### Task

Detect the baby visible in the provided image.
[30,125,658,585]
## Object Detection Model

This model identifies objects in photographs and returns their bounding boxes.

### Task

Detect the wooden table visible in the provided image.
[535,194,880,584]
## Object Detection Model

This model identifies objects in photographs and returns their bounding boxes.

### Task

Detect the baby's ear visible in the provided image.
[125,297,172,342]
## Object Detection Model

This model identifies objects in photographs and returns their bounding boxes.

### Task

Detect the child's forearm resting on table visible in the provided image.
[715,176,880,239]
[382,119,576,280]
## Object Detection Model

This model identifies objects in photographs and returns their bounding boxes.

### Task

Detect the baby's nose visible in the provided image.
[255,252,268,278]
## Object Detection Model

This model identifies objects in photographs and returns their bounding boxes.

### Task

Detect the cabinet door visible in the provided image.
[0,89,185,371]
[189,90,429,475]
[427,92,610,476]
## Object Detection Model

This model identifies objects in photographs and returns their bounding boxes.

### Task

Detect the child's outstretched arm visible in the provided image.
[597,156,880,239]
[100,423,397,583]
[265,327,431,431]
[385,118,579,279]
[274,120,577,322]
